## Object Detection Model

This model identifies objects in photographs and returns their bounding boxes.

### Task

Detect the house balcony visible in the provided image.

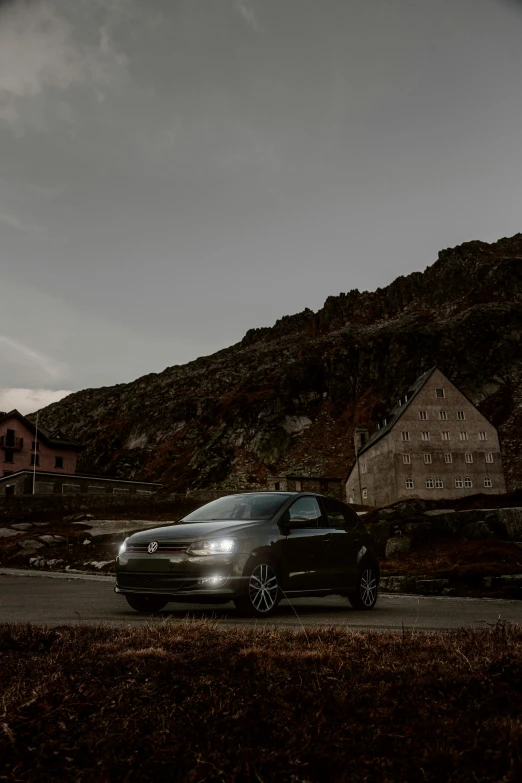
[0,436,23,450]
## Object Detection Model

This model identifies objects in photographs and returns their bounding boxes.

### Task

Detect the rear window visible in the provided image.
[181,493,289,522]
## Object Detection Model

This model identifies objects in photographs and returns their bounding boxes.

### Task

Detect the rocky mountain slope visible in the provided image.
[35,233,522,492]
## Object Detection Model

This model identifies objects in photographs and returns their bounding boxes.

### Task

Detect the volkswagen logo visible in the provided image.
[147,541,159,554]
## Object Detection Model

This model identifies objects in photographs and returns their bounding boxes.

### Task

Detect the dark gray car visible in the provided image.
[115,492,379,617]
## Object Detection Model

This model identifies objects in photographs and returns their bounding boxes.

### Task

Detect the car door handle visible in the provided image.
[322,534,333,545]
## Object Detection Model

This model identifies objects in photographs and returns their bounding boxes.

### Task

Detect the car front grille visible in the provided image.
[117,572,198,592]
[125,541,192,553]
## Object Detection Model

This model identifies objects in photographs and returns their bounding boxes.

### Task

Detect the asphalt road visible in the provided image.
[0,569,521,630]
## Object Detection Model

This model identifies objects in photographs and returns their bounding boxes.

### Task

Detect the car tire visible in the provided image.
[125,594,169,613]
[233,562,281,618]
[348,563,378,610]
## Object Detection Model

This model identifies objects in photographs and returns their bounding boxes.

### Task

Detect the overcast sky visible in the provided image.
[1,0,522,414]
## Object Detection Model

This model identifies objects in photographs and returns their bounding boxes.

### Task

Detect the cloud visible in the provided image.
[0,0,129,130]
[0,336,69,381]
[0,209,39,230]
[234,0,260,31]
[0,387,72,415]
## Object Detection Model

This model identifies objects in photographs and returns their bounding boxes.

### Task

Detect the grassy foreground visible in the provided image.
[1,622,521,783]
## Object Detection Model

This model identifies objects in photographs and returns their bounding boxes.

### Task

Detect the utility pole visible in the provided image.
[32,411,39,495]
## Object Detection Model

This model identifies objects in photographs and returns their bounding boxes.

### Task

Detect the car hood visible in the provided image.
[127,519,263,543]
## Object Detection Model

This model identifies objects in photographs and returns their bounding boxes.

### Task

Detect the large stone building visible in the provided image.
[345,367,506,507]
[0,409,83,477]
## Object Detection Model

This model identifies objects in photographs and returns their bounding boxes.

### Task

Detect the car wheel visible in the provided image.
[125,594,169,613]
[233,562,281,617]
[348,564,378,610]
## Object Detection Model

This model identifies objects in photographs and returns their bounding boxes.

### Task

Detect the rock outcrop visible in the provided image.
[34,233,522,491]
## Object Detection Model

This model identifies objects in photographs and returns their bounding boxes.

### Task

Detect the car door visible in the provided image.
[318,497,362,590]
[281,496,331,593]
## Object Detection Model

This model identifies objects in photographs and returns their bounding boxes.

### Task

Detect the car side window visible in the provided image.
[288,497,322,529]
[321,497,359,529]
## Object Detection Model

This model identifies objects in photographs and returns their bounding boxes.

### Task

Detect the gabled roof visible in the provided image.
[356,366,438,458]
[0,410,83,451]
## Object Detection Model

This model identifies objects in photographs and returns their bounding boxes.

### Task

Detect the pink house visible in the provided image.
[0,410,83,478]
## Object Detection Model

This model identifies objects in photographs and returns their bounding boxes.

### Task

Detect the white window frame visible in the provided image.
[405,478,414,490]
[435,478,443,489]
[455,477,463,488]
[425,478,434,489]
[464,477,473,488]
[441,431,450,441]
[419,411,427,420]
[457,411,465,421]
[459,431,468,441]
[361,461,367,474]
[362,488,368,499]
[465,453,473,464]
[439,410,447,420]
[444,453,452,464]
[484,477,492,488]
[403,454,411,464]
[423,453,432,464]
[479,431,488,441]
[485,453,493,464]
[401,431,410,441]
[421,431,430,441]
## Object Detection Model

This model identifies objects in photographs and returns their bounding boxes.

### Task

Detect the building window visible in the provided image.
[439,411,447,420]
[455,477,463,488]
[457,411,465,421]
[484,477,493,488]
[459,431,468,441]
[31,441,40,451]
[403,454,411,464]
[485,453,493,464]
[425,478,434,489]
[273,482,280,490]
[435,478,444,489]
[444,453,452,464]
[479,431,487,441]
[465,453,473,464]
[3,471,13,477]
[295,480,302,491]
[419,411,427,420]
[4,450,14,463]
[441,431,450,441]
[362,488,368,500]
[436,388,445,398]
[30,454,40,467]
[464,477,473,488]
[361,461,367,474]
[55,457,64,469]
[401,431,410,441]
[405,478,414,489]
[421,431,430,441]
[423,453,432,464]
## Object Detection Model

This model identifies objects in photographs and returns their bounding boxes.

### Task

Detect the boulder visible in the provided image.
[402,520,433,535]
[385,536,412,558]
[462,521,494,540]
[0,528,19,539]
[378,575,418,593]
[415,578,449,595]
[39,535,66,546]
[494,508,522,540]
[18,539,45,551]
[11,523,33,530]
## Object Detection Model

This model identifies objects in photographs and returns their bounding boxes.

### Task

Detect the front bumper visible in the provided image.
[115,551,249,598]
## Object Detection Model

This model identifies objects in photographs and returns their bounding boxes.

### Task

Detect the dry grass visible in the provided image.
[1,622,521,782]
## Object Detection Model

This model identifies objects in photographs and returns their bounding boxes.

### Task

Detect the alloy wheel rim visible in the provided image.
[360,569,377,607]
[249,564,279,612]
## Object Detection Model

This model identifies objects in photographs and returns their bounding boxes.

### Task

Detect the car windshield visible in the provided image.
[181,493,289,522]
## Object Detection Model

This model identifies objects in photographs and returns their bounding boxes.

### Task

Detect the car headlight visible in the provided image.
[119,538,128,555]
[187,538,236,556]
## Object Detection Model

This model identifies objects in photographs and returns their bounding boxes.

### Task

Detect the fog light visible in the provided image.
[199,575,226,586]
